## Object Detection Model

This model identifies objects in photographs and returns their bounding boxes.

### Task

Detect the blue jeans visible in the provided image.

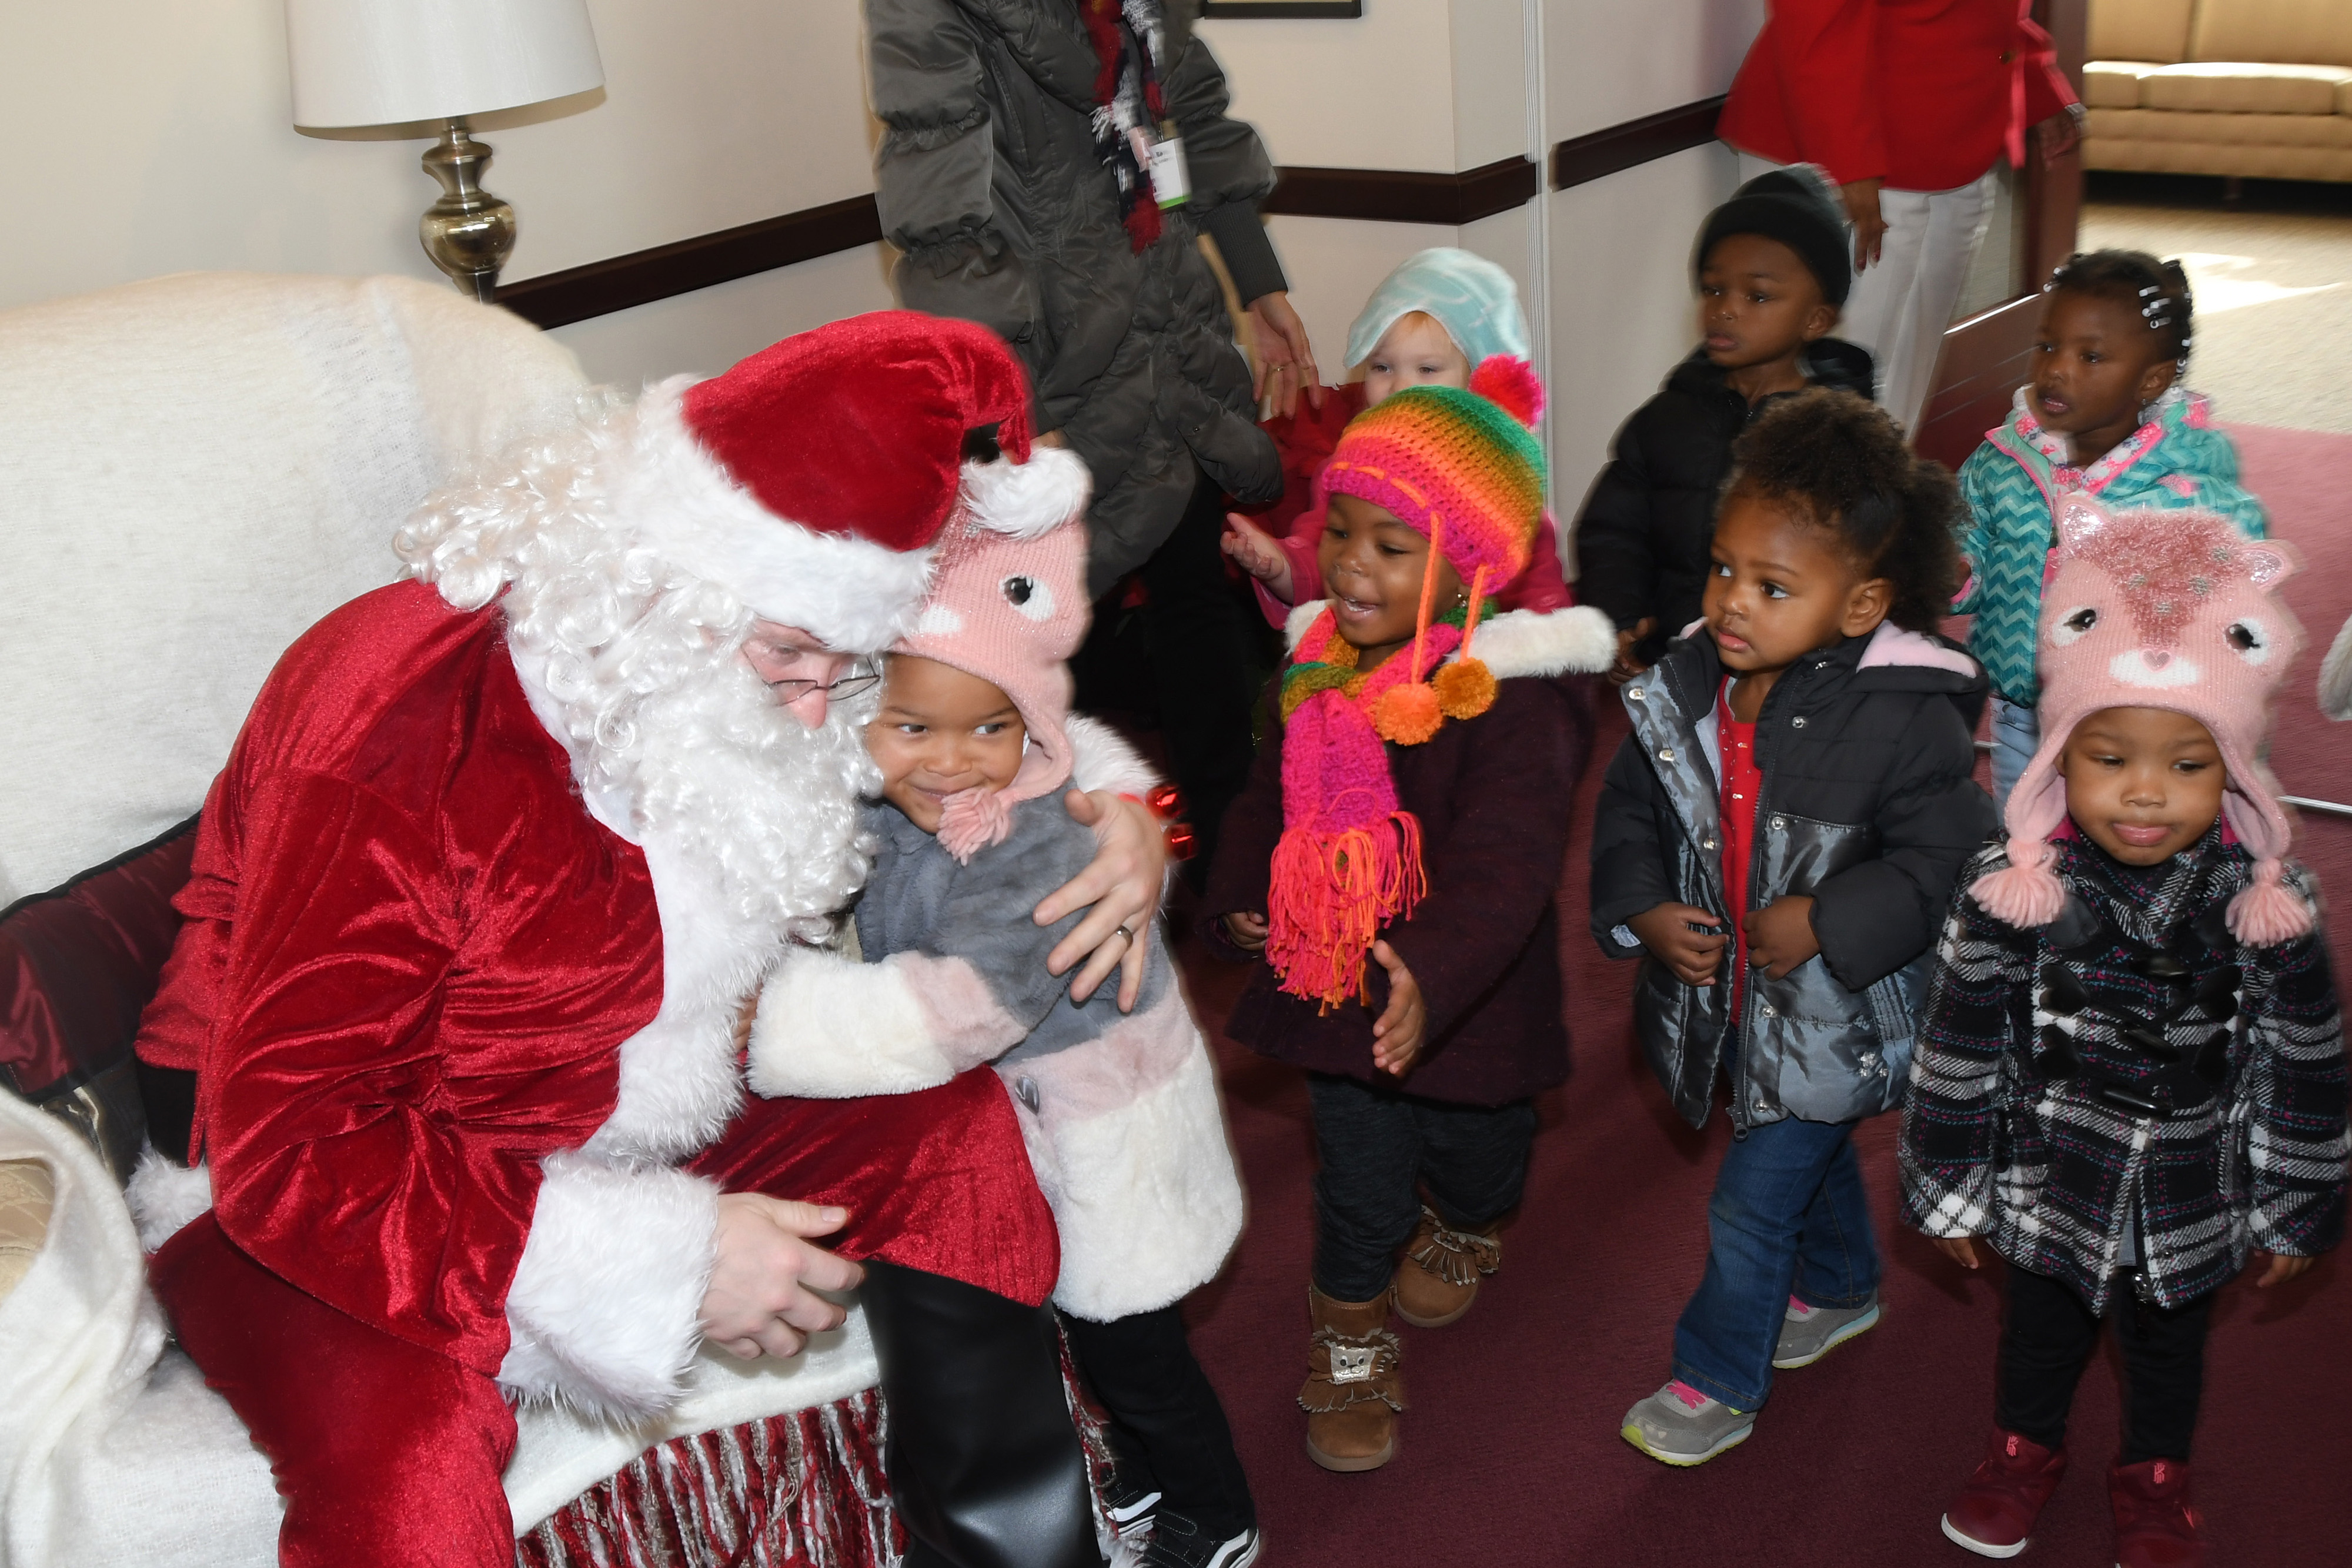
[1990,696,2039,813]
[1672,1115,1880,1410]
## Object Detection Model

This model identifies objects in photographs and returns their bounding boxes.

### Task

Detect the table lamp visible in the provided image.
[286,0,604,300]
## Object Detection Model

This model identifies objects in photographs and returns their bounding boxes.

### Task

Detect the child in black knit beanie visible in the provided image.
[1575,165,1875,682]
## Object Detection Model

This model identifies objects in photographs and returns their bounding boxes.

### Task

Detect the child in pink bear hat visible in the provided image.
[1901,493,2347,1568]
[747,505,1264,1566]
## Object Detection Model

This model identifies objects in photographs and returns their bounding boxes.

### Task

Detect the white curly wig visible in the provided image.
[393,389,881,947]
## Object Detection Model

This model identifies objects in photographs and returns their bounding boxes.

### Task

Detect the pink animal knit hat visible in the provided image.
[889,507,1090,863]
[1972,493,2309,944]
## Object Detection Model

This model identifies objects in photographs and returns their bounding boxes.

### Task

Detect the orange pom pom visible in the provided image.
[1372,681,1442,745]
[1469,355,1545,427]
[1432,657,1497,720]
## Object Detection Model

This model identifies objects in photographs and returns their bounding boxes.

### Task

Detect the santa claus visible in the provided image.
[122,312,1165,1568]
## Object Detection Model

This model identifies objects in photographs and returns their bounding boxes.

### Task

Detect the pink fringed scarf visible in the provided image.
[1265,610,1449,1011]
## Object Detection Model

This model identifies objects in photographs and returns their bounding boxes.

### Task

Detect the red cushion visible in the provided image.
[1,817,198,1101]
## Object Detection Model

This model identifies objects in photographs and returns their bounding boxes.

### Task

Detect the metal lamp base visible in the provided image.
[419,120,516,303]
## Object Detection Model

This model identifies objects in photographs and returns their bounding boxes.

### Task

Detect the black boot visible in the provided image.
[858,1260,1100,1568]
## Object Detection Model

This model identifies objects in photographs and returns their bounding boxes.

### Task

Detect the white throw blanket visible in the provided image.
[0,271,590,905]
[0,1093,881,1566]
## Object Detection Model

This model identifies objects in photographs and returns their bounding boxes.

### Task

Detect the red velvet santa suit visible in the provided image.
[135,579,1058,1563]
[125,313,1097,1567]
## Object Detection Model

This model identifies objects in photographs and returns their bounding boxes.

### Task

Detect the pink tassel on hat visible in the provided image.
[1969,838,2068,928]
[2227,858,2314,945]
[938,786,1014,865]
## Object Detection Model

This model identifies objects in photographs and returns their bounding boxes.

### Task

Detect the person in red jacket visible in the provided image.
[1717,0,2078,434]
[124,313,1170,1568]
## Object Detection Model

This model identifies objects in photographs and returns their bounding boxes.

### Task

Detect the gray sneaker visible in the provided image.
[1771,1291,1882,1369]
[1619,1382,1756,1467]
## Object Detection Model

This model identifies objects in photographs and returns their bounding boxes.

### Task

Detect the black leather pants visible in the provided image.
[859,1261,1100,1568]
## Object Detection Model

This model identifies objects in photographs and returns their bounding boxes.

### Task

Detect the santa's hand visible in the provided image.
[700,1195,864,1361]
[1041,788,1166,1011]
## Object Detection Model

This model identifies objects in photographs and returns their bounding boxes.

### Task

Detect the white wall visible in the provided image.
[0,0,886,388]
[2,0,1765,472]
[1540,0,1762,524]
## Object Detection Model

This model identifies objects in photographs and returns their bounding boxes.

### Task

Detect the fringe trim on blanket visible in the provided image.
[516,1389,897,1568]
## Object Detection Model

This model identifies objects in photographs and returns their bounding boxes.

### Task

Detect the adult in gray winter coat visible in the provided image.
[867,0,1318,876]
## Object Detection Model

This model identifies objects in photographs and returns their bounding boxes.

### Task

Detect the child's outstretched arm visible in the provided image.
[1808,688,1997,992]
[1899,867,2033,1250]
[746,827,1097,1101]
[2240,891,2350,1282]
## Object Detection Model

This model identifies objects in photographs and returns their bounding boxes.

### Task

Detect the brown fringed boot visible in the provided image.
[1391,1205,1502,1328]
[1300,1285,1404,1472]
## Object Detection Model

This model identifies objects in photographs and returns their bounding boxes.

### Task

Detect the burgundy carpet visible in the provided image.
[1171,424,2352,1565]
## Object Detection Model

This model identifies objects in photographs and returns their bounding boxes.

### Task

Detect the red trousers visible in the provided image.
[151,1071,1058,1568]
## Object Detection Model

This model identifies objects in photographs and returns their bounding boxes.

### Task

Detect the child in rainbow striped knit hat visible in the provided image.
[1202,360,1615,1475]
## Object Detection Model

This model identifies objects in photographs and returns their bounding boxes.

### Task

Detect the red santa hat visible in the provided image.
[625,310,1089,653]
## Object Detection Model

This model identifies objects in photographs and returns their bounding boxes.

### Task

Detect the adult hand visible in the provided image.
[2251,1250,2316,1289]
[1040,788,1168,1010]
[1626,902,1728,986]
[1248,291,1324,419]
[1223,910,1269,953]
[1933,1235,1982,1271]
[1840,178,1886,272]
[1368,940,1426,1076]
[1608,618,1658,686]
[700,1194,865,1360]
[1746,895,1820,980]
[2037,103,2087,161]
[1221,512,1295,600]
[1034,429,1070,450]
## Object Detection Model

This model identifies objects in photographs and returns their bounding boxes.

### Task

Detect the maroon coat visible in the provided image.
[1202,630,1598,1106]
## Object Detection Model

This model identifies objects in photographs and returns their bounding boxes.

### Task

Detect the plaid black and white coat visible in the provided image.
[1900,831,2348,1312]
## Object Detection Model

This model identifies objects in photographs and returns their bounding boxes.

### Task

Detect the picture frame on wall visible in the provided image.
[1199,1,1363,16]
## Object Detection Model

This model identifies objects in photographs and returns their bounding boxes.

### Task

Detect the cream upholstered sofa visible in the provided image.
[2083,0,2352,183]
[0,273,894,1568]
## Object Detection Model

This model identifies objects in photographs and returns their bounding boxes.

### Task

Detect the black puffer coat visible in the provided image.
[1589,623,1996,1130]
[868,0,1283,593]
[1573,340,1874,664]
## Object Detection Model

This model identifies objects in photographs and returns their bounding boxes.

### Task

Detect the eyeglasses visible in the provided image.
[765,663,881,703]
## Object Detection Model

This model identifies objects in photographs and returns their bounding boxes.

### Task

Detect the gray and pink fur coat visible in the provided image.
[747,718,1242,1323]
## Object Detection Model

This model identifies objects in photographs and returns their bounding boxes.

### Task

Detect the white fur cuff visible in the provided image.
[125,1149,214,1252]
[747,947,959,1099]
[497,1152,719,1422]
[1066,714,1158,800]
[1459,604,1616,678]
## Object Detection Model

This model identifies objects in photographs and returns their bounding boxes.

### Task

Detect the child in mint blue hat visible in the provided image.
[1221,248,1571,626]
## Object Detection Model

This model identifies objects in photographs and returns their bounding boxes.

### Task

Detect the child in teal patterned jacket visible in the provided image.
[1955,250,2266,804]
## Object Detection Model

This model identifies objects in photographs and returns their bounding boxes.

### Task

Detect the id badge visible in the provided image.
[1148,125,1191,208]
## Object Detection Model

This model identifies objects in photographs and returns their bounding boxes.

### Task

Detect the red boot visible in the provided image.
[1940,1429,2068,1558]
[2110,1458,2205,1568]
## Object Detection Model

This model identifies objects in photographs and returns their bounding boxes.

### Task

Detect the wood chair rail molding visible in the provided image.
[493,98,1730,330]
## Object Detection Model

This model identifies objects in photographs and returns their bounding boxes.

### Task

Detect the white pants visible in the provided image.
[1736,155,2000,435]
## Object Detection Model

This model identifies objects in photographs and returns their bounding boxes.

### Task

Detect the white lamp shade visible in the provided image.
[287,0,604,130]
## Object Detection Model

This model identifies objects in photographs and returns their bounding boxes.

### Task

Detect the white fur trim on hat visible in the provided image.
[961,444,1091,540]
[623,379,937,654]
